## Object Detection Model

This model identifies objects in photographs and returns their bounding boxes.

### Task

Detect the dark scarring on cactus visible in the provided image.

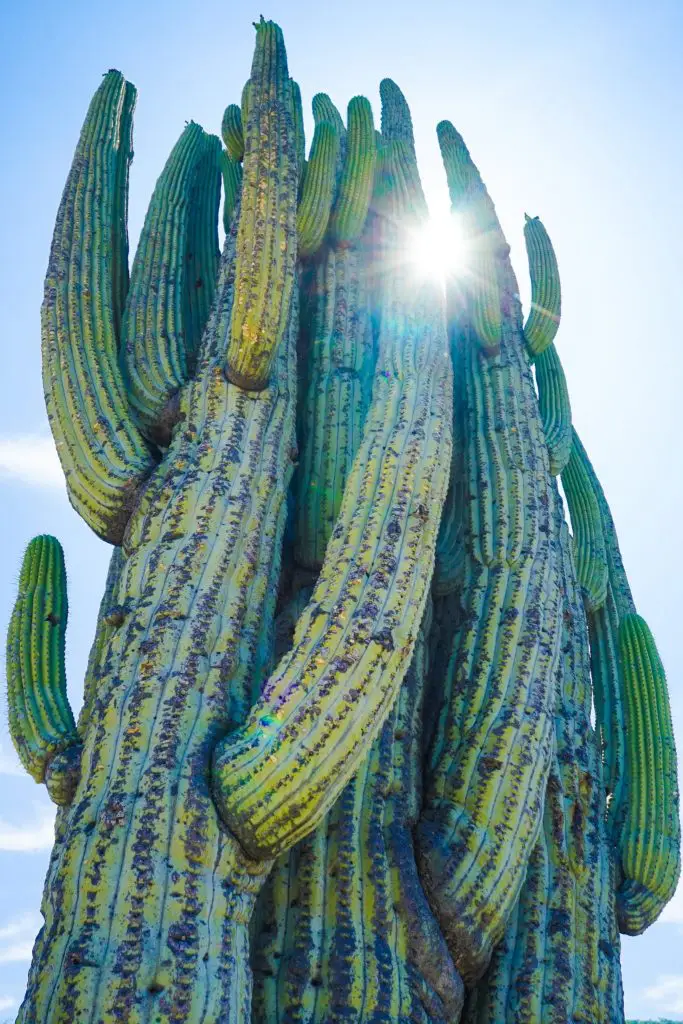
[6,15,679,1024]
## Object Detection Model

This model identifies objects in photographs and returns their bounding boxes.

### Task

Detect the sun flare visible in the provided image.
[409,213,469,282]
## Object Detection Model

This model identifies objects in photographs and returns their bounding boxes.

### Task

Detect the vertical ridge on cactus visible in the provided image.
[6,17,679,1024]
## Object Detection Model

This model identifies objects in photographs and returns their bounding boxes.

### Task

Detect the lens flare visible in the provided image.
[409,213,469,282]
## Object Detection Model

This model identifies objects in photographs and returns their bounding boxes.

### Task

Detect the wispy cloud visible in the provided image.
[0,803,55,852]
[0,435,63,489]
[0,995,17,1012]
[0,913,41,967]
[644,973,683,1013]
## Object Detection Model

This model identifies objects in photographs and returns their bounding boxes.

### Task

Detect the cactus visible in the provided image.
[6,16,679,1024]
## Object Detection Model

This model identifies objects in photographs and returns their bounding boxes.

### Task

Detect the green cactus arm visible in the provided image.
[290,79,306,184]
[6,536,80,802]
[311,92,346,139]
[120,123,221,444]
[616,613,681,934]
[297,120,340,258]
[534,340,572,474]
[221,102,244,161]
[561,430,609,612]
[240,76,251,125]
[212,143,452,859]
[329,96,377,246]
[434,319,467,596]
[226,18,298,391]
[295,241,375,569]
[436,120,506,355]
[523,213,561,358]
[221,148,243,233]
[42,71,156,543]
[379,77,416,154]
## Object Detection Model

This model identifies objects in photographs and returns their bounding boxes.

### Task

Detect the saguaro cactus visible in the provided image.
[6,15,679,1024]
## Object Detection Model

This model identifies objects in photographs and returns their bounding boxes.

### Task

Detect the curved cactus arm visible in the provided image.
[212,142,452,862]
[6,536,81,805]
[379,77,416,155]
[615,613,680,934]
[226,18,298,391]
[221,149,242,233]
[42,71,156,543]
[311,92,346,141]
[534,340,572,474]
[120,123,222,444]
[297,119,340,258]
[436,121,506,355]
[221,102,244,161]
[416,125,563,987]
[329,95,377,246]
[561,430,609,612]
[290,79,306,185]
[523,214,561,358]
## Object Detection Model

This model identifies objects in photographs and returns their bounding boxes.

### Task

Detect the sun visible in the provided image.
[409,213,470,282]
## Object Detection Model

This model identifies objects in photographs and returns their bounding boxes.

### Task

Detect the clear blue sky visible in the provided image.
[0,1,682,1019]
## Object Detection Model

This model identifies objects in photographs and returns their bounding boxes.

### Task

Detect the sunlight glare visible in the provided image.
[409,213,469,282]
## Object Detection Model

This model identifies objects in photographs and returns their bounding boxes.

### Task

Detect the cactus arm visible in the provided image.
[311,92,346,140]
[616,614,680,934]
[379,78,416,154]
[534,341,572,474]
[416,124,563,986]
[329,96,376,246]
[522,214,561,358]
[42,71,156,543]
[221,102,244,161]
[561,431,609,612]
[226,19,298,391]
[6,536,80,804]
[290,79,306,185]
[297,120,340,258]
[212,141,452,860]
[120,124,221,444]
[220,149,243,233]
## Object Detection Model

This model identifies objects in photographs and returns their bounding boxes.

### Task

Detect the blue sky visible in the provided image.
[0,0,682,1019]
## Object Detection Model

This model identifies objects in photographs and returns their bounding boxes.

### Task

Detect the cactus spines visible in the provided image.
[616,613,681,934]
[523,213,562,358]
[297,120,341,258]
[120,122,222,444]
[534,340,572,474]
[380,77,416,154]
[290,79,306,181]
[561,430,609,612]
[42,70,155,543]
[6,536,80,802]
[226,19,298,391]
[220,148,243,233]
[329,95,377,245]
[221,102,244,161]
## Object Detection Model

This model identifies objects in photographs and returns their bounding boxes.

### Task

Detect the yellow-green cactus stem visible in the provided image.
[226,18,298,391]
[434,319,467,596]
[212,162,452,857]
[297,120,341,258]
[523,213,562,358]
[290,79,306,184]
[221,102,244,161]
[6,536,80,805]
[241,77,251,126]
[616,613,681,934]
[253,603,464,1024]
[42,71,155,543]
[311,91,346,141]
[561,430,609,612]
[220,149,242,233]
[120,123,221,444]
[534,340,572,474]
[294,243,375,569]
[329,96,377,246]
[417,124,563,987]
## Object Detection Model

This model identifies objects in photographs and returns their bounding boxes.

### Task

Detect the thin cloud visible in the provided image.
[0,804,55,852]
[644,973,683,1013]
[0,913,41,967]
[0,743,23,778]
[0,435,63,489]
[0,996,17,1012]
[661,878,683,926]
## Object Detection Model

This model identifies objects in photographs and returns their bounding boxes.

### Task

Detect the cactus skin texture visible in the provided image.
[6,16,680,1024]
[523,213,561,358]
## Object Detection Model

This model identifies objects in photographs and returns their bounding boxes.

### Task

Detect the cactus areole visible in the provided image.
[6,17,679,1024]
